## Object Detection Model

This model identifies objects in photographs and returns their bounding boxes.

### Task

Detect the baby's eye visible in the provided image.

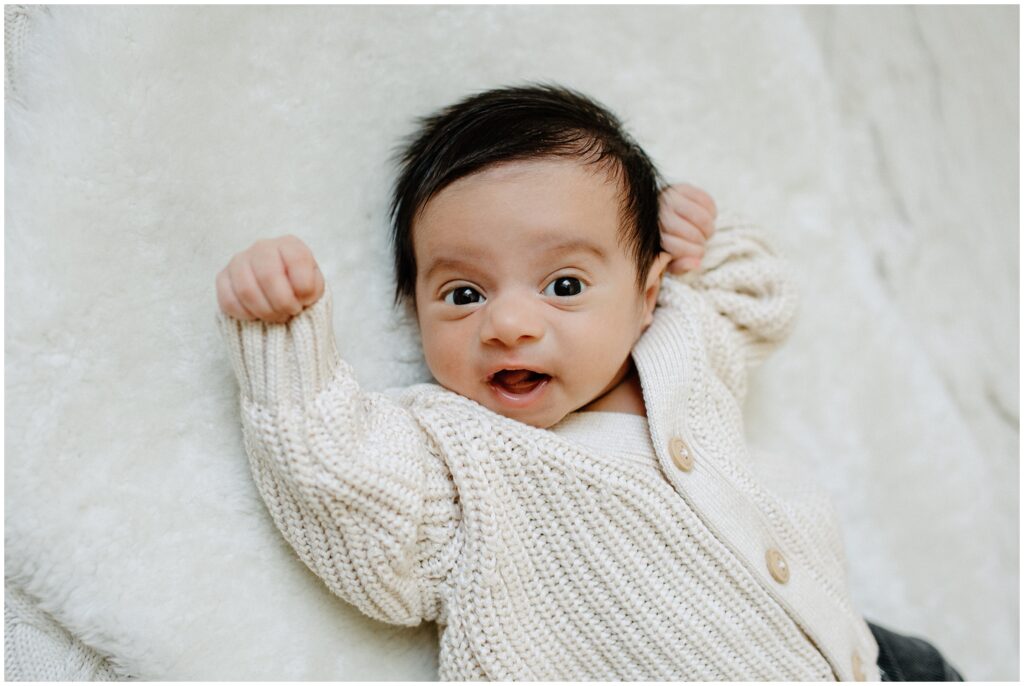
[443,286,486,306]
[543,276,586,297]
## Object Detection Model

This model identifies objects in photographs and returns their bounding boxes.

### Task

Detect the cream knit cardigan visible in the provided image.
[217,214,880,681]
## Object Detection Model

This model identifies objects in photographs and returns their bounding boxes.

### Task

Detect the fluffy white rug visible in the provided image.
[5,5,1017,680]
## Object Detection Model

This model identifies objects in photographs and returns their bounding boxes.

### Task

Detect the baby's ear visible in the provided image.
[641,252,673,329]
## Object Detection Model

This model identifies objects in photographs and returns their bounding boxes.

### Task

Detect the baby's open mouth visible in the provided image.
[489,369,551,395]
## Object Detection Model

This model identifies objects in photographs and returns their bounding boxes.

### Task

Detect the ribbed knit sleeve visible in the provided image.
[215,289,460,627]
[658,210,799,404]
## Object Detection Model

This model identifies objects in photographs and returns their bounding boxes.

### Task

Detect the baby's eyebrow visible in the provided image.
[423,238,607,282]
[423,256,484,282]
[542,238,608,262]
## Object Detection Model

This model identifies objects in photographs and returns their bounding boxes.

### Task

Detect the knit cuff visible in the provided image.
[216,289,343,409]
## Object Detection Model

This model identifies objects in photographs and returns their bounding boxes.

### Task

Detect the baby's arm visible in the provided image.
[658,185,799,404]
[215,237,459,627]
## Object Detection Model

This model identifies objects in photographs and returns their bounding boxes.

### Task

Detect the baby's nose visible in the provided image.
[480,293,544,347]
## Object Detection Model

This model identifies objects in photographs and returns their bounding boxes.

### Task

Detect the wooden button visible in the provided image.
[765,548,790,584]
[669,437,693,472]
[852,652,865,681]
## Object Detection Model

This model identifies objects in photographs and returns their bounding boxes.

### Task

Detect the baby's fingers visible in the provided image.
[278,238,323,306]
[311,265,325,304]
[667,257,701,275]
[663,188,716,240]
[216,268,257,320]
[227,255,279,321]
[660,232,705,274]
[250,249,305,322]
[671,182,718,221]
[659,204,706,245]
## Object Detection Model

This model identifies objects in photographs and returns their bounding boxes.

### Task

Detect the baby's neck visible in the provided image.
[579,363,647,417]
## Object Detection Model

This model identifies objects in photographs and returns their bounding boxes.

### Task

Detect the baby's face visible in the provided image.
[412,157,660,429]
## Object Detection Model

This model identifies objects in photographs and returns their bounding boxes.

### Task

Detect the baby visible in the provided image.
[215,85,962,681]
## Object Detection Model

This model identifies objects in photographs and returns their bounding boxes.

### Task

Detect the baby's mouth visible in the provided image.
[489,369,551,395]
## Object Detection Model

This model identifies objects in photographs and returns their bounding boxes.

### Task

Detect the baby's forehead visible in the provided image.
[419,158,627,234]
[408,157,642,287]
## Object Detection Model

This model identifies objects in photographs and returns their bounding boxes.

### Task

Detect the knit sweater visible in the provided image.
[216,213,880,681]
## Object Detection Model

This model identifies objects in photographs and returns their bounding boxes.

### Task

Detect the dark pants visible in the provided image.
[867,620,965,681]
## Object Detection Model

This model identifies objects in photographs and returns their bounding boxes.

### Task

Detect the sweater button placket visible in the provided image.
[669,436,693,472]
[851,651,866,681]
[765,548,790,584]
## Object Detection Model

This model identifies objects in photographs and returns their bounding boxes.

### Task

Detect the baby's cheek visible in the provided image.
[561,317,629,384]
[423,326,473,387]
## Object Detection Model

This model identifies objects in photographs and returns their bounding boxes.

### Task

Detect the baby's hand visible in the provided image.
[658,183,717,274]
[216,235,325,323]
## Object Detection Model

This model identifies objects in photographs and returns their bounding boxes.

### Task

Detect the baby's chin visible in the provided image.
[477,392,569,430]
[492,406,567,430]
[478,386,598,431]
[509,409,566,430]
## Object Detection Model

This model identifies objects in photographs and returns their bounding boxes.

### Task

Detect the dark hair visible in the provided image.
[388,83,664,306]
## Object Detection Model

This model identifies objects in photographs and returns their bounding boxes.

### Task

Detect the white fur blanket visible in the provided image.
[5,5,1017,680]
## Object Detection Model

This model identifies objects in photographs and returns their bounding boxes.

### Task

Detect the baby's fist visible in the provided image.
[659,183,717,274]
[216,235,325,323]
